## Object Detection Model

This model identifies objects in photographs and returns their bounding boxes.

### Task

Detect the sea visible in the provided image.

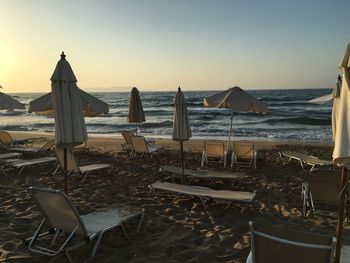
[5,88,333,142]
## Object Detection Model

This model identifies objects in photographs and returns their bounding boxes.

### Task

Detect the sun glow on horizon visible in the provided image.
[1,0,349,93]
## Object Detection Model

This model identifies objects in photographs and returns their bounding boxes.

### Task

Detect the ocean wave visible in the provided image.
[0,110,26,116]
[265,117,330,125]
[0,89,335,141]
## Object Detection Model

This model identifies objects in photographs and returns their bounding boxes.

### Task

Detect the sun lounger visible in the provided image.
[159,165,246,185]
[201,141,227,167]
[301,169,342,217]
[150,181,255,209]
[73,141,90,153]
[0,156,57,176]
[246,221,336,263]
[56,148,112,181]
[231,142,257,169]
[279,151,333,171]
[0,152,22,159]
[11,139,55,156]
[24,187,145,261]
[0,130,30,149]
[121,131,134,150]
[130,135,161,158]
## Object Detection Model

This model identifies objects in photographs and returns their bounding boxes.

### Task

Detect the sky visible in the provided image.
[1,0,350,93]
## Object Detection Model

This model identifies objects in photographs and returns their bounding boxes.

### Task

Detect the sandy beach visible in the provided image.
[0,132,344,262]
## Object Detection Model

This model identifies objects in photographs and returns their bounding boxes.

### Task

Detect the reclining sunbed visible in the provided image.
[1,156,57,176]
[150,181,255,210]
[246,221,336,263]
[279,151,333,171]
[24,187,145,261]
[159,165,247,186]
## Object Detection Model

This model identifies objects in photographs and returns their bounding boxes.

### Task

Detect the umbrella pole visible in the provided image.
[335,166,348,263]
[180,141,185,184]
[64,147,68,194]
[227,110,234,152]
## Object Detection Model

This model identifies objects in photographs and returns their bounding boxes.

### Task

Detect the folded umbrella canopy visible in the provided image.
[51,52,87,193]
[204,86,268,148]
[128,87,145,123]
[127,87,145,133]
[29,88,109,117]
[0,86,24,110]
[172,87,192,184]
[332,41,350,263]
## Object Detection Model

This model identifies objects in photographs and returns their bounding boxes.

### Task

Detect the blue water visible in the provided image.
[4,89,333,142]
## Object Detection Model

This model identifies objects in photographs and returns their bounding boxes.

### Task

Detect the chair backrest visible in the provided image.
[122,131,134,145]
[204,141,225,157]
[249,221,336,263]
[0,131,13,145]
[309,170,342,205]
[39,139,55,152]
[55,147,80,174]
[28,187,88,236]
[233,142,254,159]
[130,135,148,153]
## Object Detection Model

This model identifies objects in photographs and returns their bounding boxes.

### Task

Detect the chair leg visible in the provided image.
[120,224,129,239]
[17,166,25,176]
[64,251,74,263]
[309,192,315,215]
[301,182,308,217]
[137,211,145,232]
[201,152,205,167]
[52,164,61,176]
[89,231,104,261]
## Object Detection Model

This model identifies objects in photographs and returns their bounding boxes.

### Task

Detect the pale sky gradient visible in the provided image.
[1,0,349,92]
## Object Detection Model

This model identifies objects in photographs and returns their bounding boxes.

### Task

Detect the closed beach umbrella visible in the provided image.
[51,52,87,193]
[0,85,24,110]
[332,75,342,142]
[29,88,109,117]
[172,87,192,184]
[204,86,268,148]
[128,87,145,123]
[127,87,145,133]
[332,41,350,263]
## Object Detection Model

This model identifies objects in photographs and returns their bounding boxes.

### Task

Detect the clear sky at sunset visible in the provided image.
[1,0,349,93]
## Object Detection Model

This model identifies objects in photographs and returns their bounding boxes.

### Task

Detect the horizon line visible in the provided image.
[7,86,331,94]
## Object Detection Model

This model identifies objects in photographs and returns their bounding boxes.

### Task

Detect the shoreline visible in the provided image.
[10,130,334,147]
